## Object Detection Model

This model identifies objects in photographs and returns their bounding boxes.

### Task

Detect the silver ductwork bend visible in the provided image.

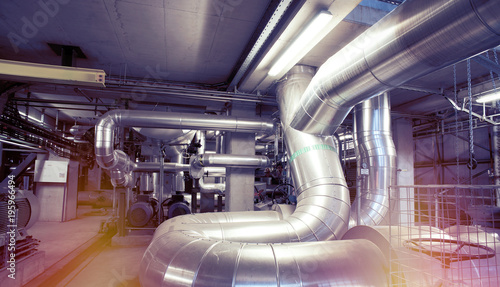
[198,177,225,194]
[350,93,397,227]
[291,0,500,135]
[139,66,389,286]
[95,110,274,187]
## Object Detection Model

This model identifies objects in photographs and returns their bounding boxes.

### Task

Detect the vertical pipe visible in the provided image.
[494,125,500,206]
[158,148,164,222]
[350,93,397,227]
[118,189,126,236]
[55,110,59,131]
[112,186,117,216]
[217,195,223,212]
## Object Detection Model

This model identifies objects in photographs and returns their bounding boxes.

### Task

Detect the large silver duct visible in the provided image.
[291,0,500,135]
[95,110,274,187]
[139,66,388,286]
[350,93,397,227]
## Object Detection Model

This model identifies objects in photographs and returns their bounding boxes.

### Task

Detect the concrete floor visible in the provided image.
[24,206,151,287]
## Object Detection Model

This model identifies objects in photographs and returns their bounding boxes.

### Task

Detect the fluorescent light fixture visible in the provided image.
[268,11,333,77]
[476,91,500,103]
[0,59,106,87]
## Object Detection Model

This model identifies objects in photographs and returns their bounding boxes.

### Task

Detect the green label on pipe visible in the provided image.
[289,144,337,163]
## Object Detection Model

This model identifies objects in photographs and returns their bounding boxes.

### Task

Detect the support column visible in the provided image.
[117,189,126,236]
[225,103,256,211]
[393,117,415,226]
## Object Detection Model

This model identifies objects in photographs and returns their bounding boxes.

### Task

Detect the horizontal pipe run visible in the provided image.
[132,162,189,172]
[140,232,388,287]
[100,110,275,134]
[190,154,271,179]
[192,154,271,168]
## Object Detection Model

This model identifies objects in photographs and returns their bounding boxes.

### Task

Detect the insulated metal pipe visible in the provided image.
[141,234,387,287]
[198,177,225,194]
[139,66,375,286]
[291,0,500,135]
[350,93,397,227]
[99,110,274,135]
[494,125,500,206]
[190,154,270,179]
[192,153,271,168]
[132,162,189,172]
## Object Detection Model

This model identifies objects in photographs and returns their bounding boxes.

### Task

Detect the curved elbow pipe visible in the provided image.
[198,177,225,194]
[350,93,397,227]
[291,0,500,135]
[140,233,387,287]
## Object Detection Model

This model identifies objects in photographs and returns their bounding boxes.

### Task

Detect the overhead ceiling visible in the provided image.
[0,0,498,130]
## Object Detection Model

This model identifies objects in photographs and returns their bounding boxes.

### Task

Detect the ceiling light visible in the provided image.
[268,11,333,77]
[0,59,105,87]
[476,91,500,103]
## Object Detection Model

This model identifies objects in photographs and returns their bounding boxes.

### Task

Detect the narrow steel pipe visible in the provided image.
[291,0,500,135]
[190,154,270,179]
[350,93,397,227]
[198,177,225,194]
[192,153,271,168]
[132,162,189,172]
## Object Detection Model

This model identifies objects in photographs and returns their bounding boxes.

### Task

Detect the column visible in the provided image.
[224,103,256,211]
[393,117,415,226]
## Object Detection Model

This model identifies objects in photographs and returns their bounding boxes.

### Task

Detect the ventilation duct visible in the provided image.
[291,0,500,135]
[350,93,397,227]
[95,110,274,187]
[139,66,388,286]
